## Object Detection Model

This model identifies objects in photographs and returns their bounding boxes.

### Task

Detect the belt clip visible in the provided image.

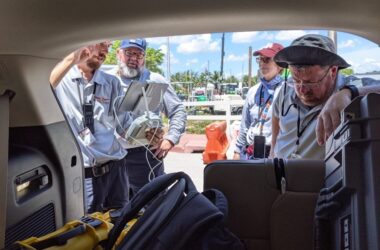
[281,177,287,194]
[92,164,109,177]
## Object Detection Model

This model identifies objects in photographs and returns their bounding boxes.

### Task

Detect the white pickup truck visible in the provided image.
[213,94,244,115]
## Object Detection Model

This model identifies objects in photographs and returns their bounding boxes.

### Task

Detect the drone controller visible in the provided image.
[124,111,162,146]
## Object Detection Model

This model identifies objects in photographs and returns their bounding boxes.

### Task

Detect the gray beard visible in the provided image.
[119,62,140,79]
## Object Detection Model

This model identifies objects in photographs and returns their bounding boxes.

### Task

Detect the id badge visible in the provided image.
[82,103,95,133]
[79,127,96,146]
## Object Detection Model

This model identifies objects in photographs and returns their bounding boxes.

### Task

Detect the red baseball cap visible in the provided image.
[253,43,284,58]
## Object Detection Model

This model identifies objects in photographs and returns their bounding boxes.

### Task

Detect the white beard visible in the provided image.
[118,62,140,78]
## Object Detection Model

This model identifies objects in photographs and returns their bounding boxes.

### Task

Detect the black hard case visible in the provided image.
[316,93,380,250]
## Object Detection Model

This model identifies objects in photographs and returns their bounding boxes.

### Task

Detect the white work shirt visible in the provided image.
[54,65,127,167]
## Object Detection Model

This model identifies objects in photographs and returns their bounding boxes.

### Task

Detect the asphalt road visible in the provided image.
[164,152,205,191]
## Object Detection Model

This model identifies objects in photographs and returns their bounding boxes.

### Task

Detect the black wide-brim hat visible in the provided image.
[274,34,350,69]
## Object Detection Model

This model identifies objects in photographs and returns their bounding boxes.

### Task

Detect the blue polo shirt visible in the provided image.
[54,65,127,167]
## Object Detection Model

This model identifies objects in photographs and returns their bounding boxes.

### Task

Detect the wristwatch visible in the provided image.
[339,85,359,100]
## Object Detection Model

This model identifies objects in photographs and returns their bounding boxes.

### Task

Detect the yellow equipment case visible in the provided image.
[16,210,139,250]
[16,212,113,250]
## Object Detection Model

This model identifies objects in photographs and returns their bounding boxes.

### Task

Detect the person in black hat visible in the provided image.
[270,34,380,159]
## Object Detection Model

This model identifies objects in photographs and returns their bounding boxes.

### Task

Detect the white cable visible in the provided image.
[113,87,165,183]
[113,95,126,132]
[141,86,150,114]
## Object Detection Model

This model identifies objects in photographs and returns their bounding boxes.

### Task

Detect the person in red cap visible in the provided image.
[233,43,284,160]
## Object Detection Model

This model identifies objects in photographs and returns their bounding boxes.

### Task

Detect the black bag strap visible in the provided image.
[105,172,196,250]
[274,158,286,191]
[30,217,103,250]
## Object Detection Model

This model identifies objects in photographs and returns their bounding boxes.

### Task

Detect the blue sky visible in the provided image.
[146,30,380,79]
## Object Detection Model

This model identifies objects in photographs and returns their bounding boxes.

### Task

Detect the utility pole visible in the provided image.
[241,62,245,86]
[166,37,171,81]
[207,60,210,84]
[328,30,337,48]
[248,46,252,87]
[220,33,225,82]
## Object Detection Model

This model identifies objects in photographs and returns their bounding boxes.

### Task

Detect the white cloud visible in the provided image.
[159,44,179,64]
[231,32,258,43]
[146,37,167,45]
[341,47,380,73]
[225,53,248,62]
[364,58,376,63]
[170,35,199,44]
[159,44,168,54]
[170,54,179,64]
[176,34,219,54]
[258,32,275,40]
[275,30,314,41]
[186,58,199,66]
[339,39,356,48]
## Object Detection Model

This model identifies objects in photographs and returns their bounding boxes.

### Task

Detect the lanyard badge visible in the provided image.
[82,103,95,133]
[76,80,97,134]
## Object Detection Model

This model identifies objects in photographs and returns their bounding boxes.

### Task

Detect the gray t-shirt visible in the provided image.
[54,65,127,167]
[272,74,348,160]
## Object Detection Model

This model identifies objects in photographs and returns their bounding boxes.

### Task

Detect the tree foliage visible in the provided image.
[145,47,164,75]
[225,75,239,83]
[340,68,354,76]
[103,40,121,65]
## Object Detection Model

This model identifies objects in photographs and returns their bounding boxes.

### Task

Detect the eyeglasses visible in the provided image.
[255,57,272,64]
[287,66,331,89]
[124,50,145,60]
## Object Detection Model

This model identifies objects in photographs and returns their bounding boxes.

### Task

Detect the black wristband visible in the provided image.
[340,85,359,100]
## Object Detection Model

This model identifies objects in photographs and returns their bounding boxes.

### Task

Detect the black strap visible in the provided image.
[105,172,196,250]
[296,106,320,145]
[281,83,298,117]
[273,158,286,190]
[30,217,103,250]
[84,163,110,179]
[76,80,97,107]
[340,84,359,100]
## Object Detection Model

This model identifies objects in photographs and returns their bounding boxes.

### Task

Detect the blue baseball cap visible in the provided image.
[119,38,147,52]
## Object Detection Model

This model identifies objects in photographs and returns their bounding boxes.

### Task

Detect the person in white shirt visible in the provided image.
[50,42,130,212]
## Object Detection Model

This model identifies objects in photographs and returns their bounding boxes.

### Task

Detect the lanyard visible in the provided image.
[257,86,274,119]
[296,106,320,145]
[76,80,97,132]
[76,80,97,106]
[256,85,275,135]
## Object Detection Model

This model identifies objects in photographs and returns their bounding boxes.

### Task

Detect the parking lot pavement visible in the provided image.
[164,152,205,191]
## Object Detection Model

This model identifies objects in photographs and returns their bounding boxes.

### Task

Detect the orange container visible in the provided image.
[202,121,229,164]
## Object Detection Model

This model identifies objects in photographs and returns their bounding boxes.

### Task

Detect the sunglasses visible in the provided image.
[255,57,272,64]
